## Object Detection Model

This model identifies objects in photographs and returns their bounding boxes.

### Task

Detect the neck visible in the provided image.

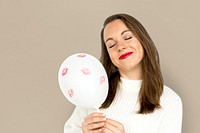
[119,68,142,80]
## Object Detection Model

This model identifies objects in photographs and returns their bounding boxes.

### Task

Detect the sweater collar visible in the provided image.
[119,77,142,92]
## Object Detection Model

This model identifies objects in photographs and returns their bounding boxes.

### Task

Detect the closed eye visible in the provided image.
[124,36,132,40]
[109,44,116,48]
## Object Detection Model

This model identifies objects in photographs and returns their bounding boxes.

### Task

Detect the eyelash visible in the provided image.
[109,44,116,48]
[124,36,132,40]
[108,36,132,49]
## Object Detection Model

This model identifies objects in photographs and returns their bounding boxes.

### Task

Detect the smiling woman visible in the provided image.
[64,13,183,133]
[103,19,144,80]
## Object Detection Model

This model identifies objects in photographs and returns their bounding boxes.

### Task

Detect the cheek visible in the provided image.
[135,43,144,59]
[108,50,117,63]
[139,48,144,59]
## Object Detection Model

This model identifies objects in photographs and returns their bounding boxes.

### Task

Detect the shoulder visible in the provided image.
[160,85,182,108]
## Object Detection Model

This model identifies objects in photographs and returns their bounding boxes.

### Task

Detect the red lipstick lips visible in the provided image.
[119,52,133,60]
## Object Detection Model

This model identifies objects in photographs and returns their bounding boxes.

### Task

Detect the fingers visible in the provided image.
[84,112,106,124]
[87,122,105,132]
[82,113,125,133]
[103,118,125,133]
[82,112,106,133]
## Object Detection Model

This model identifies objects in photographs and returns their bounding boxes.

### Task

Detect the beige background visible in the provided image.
[0,0,199,133]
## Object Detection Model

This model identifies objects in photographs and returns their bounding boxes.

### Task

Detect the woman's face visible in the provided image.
[103,19,144,79]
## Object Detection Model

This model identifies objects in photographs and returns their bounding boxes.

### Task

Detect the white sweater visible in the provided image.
[64,77,183,133]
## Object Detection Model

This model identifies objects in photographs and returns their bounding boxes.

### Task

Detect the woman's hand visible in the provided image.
[82,112,106,133]
[102,118,125,133]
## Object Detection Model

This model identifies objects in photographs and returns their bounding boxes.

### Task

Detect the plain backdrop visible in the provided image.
[0,0,199,133]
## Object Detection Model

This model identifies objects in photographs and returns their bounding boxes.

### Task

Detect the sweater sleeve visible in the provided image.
[64,107,87,133]
[158,88,183,133]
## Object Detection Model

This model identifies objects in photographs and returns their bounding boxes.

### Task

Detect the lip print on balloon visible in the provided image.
[68,88,74,97]
[100,76,106,84]
[81,67,91,75]
[77,53,86,58]
[62,68,68,76]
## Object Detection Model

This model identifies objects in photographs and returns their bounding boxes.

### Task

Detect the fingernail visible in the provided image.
[98,128,102,132]
[100,128,104,132]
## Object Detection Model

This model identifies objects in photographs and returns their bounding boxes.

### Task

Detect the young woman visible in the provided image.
[64,13,183,133]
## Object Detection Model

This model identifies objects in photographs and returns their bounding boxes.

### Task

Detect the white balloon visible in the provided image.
[58,53,109,109]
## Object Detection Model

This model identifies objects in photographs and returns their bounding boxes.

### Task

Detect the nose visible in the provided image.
[117,41,126,52]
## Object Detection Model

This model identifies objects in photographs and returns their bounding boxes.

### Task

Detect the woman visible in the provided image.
[64,13,182,133]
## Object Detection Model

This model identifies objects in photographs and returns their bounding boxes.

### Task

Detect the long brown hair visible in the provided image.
[100,13,164,114]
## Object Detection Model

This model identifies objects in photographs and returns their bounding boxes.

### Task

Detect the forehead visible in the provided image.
[103,19,130,39]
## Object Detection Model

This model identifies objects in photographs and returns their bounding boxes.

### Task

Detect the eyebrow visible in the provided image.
[121,30,131,35]
[105,30,131,43]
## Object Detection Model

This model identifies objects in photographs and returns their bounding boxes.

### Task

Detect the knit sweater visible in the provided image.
[64,77,183,133]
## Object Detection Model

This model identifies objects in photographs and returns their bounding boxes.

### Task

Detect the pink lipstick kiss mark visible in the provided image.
[77,54,86,58]
[68,89,74,97]
[81,68,91,75]
[100,76,105,84]
[62,68,68,76]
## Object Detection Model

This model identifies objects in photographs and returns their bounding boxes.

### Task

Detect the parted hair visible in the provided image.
[100,13,164,114]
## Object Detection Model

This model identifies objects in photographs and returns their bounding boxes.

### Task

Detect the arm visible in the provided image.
[64,107,87,133]
[158,92,183,133]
